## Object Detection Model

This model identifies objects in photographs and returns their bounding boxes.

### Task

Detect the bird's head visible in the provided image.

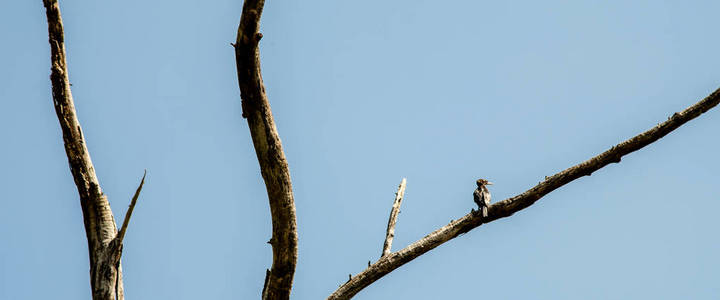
[476,179,493,187]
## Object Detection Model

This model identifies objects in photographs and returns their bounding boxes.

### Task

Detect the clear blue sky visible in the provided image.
[2,0,720,299]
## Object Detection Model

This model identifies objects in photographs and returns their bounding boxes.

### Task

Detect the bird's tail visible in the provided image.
[481,206,488,218]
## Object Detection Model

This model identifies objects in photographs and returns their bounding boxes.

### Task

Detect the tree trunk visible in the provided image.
[42,1,144,298]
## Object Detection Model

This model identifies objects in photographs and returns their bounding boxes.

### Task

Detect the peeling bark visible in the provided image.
[328,88,720,299]
[234,1,298,299]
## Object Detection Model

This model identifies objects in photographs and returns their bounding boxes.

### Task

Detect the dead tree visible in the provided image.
[232,1,720,299]
[42,1,145,299]
[42,0,719,299]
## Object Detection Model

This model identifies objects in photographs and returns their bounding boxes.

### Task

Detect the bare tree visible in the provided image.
[232,1,720,300]
[42,1,145,299]
[42,0,719,299]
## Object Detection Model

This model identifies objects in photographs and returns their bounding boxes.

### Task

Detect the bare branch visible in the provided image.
[328,88,720,299]
[382,178,407,257]
[115,170,146,244]
[43,0,114,243]
[234,0,297,299]
[43,0,127,298]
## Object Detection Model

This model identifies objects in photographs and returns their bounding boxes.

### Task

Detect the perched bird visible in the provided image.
[473,179,493,217]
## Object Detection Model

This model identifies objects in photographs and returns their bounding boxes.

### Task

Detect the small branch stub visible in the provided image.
[382,178,407,257]
[115,170,146,245]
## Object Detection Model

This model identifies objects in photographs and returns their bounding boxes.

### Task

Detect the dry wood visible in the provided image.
[382,178,407,257]
[115,171,146,245]
[42,1,147,298]
[234,0,298,299]
[328,88,720,299]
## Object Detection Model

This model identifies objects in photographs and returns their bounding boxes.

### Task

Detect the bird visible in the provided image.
[473,179,493,217]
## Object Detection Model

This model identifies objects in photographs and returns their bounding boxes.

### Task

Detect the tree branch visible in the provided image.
[382,178,407,257]
[43,0,114,245]
[328,87,720,299]
[43,0,128,299]
[115,170,146,245]
[234,1,298,299]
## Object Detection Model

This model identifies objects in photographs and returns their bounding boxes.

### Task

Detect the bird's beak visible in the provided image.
[487,182,493,185]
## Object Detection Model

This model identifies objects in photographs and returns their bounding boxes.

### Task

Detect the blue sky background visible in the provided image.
[2,0,720,299]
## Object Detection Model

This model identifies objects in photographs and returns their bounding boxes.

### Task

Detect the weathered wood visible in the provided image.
[42,1,146,298]
[116,171,146,245]
[234,0,298,299]
[382,178,407,257]
[328,87,720,299]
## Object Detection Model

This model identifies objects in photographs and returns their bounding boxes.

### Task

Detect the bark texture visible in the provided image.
[382,178,407,257]
[43,1,143,299]
[328,88,720,299]
[234,1,298,299]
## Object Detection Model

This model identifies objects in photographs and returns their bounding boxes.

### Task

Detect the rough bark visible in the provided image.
[42,1,144,299]
[328,88,720,299]
[233,0,298,299]
[382,178,407,257]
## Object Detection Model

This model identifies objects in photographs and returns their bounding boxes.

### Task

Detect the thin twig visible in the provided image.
[115,170,146,244]
[382,178,407,257]
[328,87,720,300]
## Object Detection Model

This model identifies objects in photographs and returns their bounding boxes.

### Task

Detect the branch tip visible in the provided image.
[382,178,407,257]
[115,170,146,244]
